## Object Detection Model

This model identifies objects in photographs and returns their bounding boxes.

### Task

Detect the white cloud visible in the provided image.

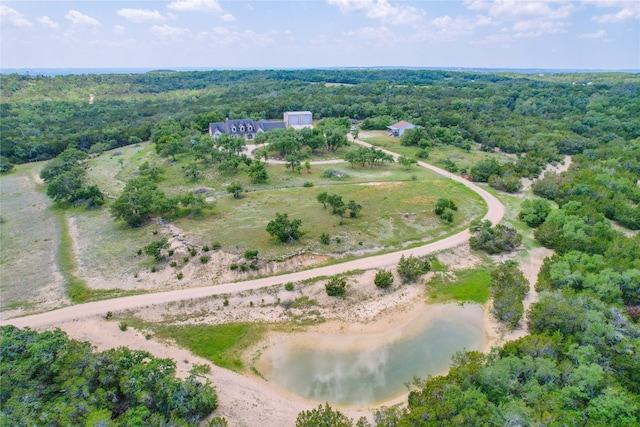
[580,29,607,38]
[221,14,236,22]
[65,10,102,27]
[113,25,126,34]
[327,0,424,25]
[0,5,32,28]
[117,9,166,23]
[512,19,568,37]
[198,27,275,48]
[464,0,576,20]
[345,26,397,44]
[150,24,190,38]
[167,0,222,12]
[593,5,640,23]
[38,16,59,30]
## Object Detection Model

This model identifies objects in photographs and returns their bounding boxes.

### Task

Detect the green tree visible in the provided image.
[518,198,552,227]
[317,191,329,208]
[266,213,304,243]
[248,160,268,184]
[470,158,503,182]
[325,128,349,152]
[0,155,15,173]
[347,200,362,218]
[434,198,458,216]
[491,261,529,328]
[226,181,243,199]
[398,156,417,170]
[400,127,429,147]
[110,177,175,227]
[296,403,353,427]
[45,167,86,203]
[0,326,217,426]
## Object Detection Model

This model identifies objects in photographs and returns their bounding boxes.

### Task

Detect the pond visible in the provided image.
[255,304,486,407]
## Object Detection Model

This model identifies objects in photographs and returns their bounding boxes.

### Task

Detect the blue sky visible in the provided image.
[1,1,638,70]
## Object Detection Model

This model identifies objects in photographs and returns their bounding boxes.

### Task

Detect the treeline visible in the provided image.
[1,70,637,168]
[0,326,219,426]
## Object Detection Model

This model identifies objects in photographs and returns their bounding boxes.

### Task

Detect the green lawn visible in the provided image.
[426,268,492,304]
[154,323,266,372]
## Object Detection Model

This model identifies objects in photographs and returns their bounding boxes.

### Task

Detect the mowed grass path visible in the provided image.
[0,164,64,310]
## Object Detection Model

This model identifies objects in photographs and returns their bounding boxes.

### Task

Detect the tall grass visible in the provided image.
[55,210,92,303]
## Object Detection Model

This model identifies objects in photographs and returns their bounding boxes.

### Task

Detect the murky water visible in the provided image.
[257,304,486,406]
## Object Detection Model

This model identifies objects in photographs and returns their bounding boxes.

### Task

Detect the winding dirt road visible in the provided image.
[1,140,506,426]
[2,140,504,329]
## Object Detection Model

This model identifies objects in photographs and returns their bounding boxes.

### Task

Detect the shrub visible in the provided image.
[303,181,314,187]
[320,232,331,245]
[200,256,209,264]
[223,298,229,306]
[144,238,170,260]
[189,248,197,257]
[202,245,210,252]
[244,250,259,260]
[397,254,431,284]
[119,322,128,331]
[469,220,522,254]
[441,211,454,222]
[284,282,295,291]
[151,266,156,273]
[183,256,190,263]
[374,270,394,289]
[434,198,458,215]
[176,272,184,280]
[212,241,222,250]
[170,261,177,267]
[325,276,347,297]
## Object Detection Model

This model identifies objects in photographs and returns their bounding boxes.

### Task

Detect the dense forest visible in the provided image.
[1,69,639,425]
[1,69,638,167]
[0,326,218,426]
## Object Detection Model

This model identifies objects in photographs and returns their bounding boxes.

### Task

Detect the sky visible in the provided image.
[1,1,638,71]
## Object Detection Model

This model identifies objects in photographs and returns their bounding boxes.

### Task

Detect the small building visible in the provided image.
[387,120,416,137]
[284,111,313,129]
[209,118,285,141]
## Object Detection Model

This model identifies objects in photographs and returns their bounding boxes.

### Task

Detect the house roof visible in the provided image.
[387,120,414,130]
[285,111,312,115]
[209,118,285,135]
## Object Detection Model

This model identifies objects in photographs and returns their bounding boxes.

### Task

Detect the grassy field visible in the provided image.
[426,267,492,304]
[84,145,485,261]
[0,163,64,311]
[361,131,516,173]
[175,166,484,259]
[151,322,265,372]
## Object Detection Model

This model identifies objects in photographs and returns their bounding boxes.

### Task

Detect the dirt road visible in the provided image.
[2,143,503,329]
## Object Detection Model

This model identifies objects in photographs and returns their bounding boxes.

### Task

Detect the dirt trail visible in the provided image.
[1,141,506,426]
[2,144,503,329]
